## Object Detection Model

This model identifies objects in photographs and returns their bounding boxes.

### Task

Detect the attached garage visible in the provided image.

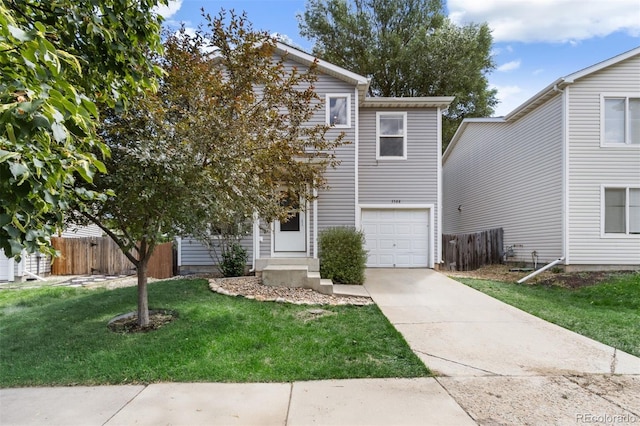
[360,208,431,268]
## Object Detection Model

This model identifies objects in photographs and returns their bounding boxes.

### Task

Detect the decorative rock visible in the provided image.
[208,276,373,306]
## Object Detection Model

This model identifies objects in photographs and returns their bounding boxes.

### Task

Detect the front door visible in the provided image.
[274,196,306,253]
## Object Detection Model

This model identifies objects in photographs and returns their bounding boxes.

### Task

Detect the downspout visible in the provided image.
[517,257,565,284]
[554,82,570,267]
[249,212,259,272]
[24,270,46,281]
[313,187,318,259]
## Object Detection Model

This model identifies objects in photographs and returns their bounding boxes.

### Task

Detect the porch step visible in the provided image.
[261,264,333,295]
[262,265,308,288]
[256,258,319,272]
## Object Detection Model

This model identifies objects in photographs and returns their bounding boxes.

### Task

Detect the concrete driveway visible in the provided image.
[364,268,640,425]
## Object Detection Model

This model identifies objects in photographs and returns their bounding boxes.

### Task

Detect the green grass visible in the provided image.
[0,279,428,387]
[457,273,640,357]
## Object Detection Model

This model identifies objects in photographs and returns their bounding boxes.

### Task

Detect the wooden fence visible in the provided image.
[51,237,174,279]
[442,228,503,271]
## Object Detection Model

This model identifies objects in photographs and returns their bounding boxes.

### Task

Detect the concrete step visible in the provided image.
[261,264,333,294]
[318,279,334,295]
[262,265,308,288]
[255,258,319,272]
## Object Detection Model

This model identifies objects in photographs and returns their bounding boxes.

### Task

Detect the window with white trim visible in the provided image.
[603,96,640,145]
[326,94,350,127]
[376,112,407,160]
[604,187,640,235]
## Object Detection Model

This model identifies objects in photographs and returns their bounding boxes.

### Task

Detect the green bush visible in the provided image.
[319,227,368,284]
[219,243,247,277]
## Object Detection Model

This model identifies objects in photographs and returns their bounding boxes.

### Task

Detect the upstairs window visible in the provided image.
[376,112,407,160]
[326,94,350,128]
[603,96,640,145]
[604,187,640,235]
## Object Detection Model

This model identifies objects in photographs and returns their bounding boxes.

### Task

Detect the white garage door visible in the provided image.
[361,209,430,267]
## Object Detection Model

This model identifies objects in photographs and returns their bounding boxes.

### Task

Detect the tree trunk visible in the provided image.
[137,258,149,327]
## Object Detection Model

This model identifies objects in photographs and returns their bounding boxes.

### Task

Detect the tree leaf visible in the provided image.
[9,163,29,179]
[51,122,68,142]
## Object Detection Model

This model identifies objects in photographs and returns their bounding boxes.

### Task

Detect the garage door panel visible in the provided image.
[361,209,430,268]
[395,239,412,250]
[379,224,395,235]
[378,239,395,250]
[412,239,428,250]
[395,224,412,235]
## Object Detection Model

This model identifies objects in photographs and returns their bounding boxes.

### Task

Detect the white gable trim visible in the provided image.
[275,42,369,87]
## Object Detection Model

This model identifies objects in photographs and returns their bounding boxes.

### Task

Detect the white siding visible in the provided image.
[0,251,14,282]
[60,224,104,238]
[443,95,564,263]
[567,54,640,265]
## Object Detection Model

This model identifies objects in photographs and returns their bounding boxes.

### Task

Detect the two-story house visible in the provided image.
[178,42,453,283]
[443,46,640,271]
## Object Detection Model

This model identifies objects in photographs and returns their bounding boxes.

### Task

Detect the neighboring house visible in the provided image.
[443,47,640,271]
[0,224,104,282]
[179,42,453,276]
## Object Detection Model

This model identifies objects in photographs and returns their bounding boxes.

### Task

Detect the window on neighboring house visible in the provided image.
[603,96,640,145]
[604,187,640,235]
[377,112,407,160]
[326,94,350,127]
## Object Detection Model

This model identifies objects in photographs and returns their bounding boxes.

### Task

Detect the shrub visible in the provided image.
[319,227,368,284]
[219,243,247,277]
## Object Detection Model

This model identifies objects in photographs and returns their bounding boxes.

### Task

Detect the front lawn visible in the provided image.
[456,272,640,357]
[0,279,428,387]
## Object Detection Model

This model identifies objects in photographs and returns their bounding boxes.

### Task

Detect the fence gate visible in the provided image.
[51,237,174,278]
[442,228,503,271]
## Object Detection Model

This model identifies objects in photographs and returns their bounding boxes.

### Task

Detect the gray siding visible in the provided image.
[567,54,640,265]
[359,108,439,203]
[358,107,440,264]
[314,77,357,234]
[180,57,357,264]
[180,236,253,267]
[443,95,564,263]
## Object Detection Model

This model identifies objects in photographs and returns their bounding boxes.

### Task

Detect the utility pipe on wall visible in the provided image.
[517,257,565,284]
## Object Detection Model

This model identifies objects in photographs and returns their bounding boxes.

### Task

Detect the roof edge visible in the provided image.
[443,117,506,164]
[504,46,640,121]
[362,96,455,108]
[274,42,370,87]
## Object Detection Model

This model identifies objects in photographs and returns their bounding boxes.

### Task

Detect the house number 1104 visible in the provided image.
[391,200,401,204]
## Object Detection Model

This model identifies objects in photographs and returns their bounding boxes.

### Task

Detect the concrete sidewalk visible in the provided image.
[364,268,640,425]
[0,379,474,426]
[2,268,639,425]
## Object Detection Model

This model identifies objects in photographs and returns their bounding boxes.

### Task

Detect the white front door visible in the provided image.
[274,196,306,253]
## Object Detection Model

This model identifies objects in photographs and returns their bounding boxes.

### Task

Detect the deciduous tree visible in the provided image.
[299,0,497,147]
[0,0,165,258]
[75,11,345,327]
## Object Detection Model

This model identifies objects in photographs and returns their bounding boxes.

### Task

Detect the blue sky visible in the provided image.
[158,0,640,117]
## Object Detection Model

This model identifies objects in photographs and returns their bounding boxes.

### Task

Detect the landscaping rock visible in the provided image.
[209,276,373,306]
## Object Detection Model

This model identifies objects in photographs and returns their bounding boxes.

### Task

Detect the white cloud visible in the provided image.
[154,0,183,19]
[449,0,640,43]
[497,59,521,72]
[491,84,529,116]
